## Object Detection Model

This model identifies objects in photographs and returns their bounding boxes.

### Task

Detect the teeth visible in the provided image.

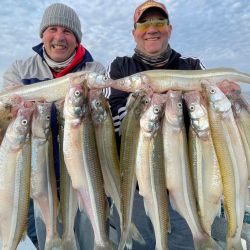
[146,38,158,41]
[52,45,65,49]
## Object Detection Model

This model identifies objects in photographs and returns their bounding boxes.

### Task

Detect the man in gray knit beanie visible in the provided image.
[3,2,105,250]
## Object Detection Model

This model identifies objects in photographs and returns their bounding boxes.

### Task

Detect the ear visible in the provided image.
[168,24,173,36]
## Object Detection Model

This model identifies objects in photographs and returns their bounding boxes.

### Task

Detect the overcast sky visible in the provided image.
[1,0,250,91]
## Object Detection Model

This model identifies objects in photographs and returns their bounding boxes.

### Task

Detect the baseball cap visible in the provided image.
[134,0,168,24]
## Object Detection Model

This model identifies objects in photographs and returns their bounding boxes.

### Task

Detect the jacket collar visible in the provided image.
[32,43,94,72]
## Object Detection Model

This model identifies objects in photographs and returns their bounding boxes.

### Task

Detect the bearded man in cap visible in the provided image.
[104,0,206,249]
[3,3,104,249]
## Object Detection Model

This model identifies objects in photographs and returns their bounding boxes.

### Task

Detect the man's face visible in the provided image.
[42,25,78,62]
[133,9,172,56]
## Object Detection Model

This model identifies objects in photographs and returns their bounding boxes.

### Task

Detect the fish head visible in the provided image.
[183,91,209,137]
[10,101,35,144]
[87,72,113,89]
[64,83,87,119]
[133,91,153,120]
[140,93,165,137]
[164,90,183,128]
[32,101,52,139]
[201,82,231,113]
[89,89,108,124]
[126,89,152,115]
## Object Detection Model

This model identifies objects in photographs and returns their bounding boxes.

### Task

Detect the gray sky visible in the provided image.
[1,0,250,91]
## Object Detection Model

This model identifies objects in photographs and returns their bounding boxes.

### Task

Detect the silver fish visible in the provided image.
[183,91,222,236]
[118,90,151,250]
[136,93,169,250]
[163,90,221,249]
[202,82,248,249]
[110,68,250,93]
[0,101,34,250]
[30,101,61,250]
[63,83,112,249]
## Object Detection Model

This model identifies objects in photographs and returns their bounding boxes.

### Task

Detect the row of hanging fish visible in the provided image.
[0,68,250,250]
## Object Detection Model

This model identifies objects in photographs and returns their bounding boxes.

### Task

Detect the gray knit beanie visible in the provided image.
[40,3,82,43]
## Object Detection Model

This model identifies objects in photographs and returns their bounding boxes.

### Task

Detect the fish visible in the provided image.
[1,68,250,105]
[30,101,61,250]
[89,89,145,248]
[162,90,221,249]
[218,81,250,180]
[0,101,34,250]
[118,90,151,250]
[55,100,78,250]
[63,82,88,192]
[110,68,250,93]
[88,89,120,209]
[63,83,112,249]
[202,82,249,250]
[183,90,223,236]
[136,93,169,250]
[0,71,113,105]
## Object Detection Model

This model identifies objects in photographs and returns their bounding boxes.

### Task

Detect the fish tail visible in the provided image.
[241,223,250,249]
[117,223,145,250]
[194,234,223,250]
[225,237,243,250]
[129,222,146,245]
[94,241,114,250]
[118,230,131,250]
[61,237,78,250]
[44,237,62,250]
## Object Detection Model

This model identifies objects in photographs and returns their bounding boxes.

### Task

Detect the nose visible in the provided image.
[54,30,66,41]
[146,24,158,33]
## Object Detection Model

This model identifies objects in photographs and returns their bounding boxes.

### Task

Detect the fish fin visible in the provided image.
[94,241,114,250]
[143,199,149,216]
[225,237,244,250]
[57,201,62,224]
[130,222,146,245]
[194,234,223,250]
[168,219,172,233]
[241,223,250,246]
[169,195,177,211]
[20,232,28,242]
[77,192,85,212]
[44,237,62,250]
[118,231,132,250]
[108,199,115,217]
[118,223,146,250]
[62,236,78,250]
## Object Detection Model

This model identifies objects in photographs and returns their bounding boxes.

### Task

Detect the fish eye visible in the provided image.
[209,89,216,94]
[74,90,81,97]
[96,100,101,106]
[46,115,50,121]
[103,76,108,81]
[154,107,160,113]
[177,102,182,108]
[189,105,195,111]
[143,97,150,105]
[21,119,28,125]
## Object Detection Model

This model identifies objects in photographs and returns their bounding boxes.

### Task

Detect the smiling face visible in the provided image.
[133,8,172,56]
[42,25,78,62]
